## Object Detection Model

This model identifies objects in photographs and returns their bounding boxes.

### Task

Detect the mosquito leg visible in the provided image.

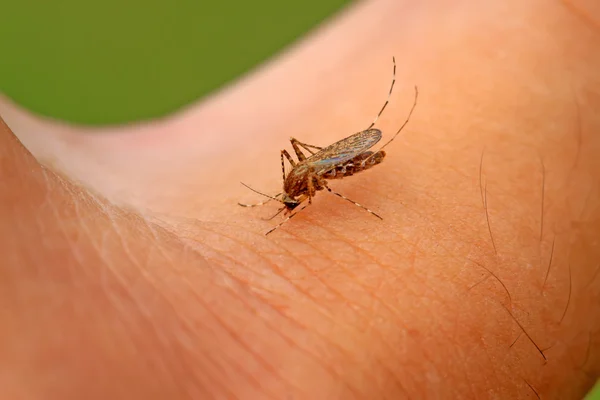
[290,138,322,161]
[366,56,396,130]
[265,203,310,236]
[298,142,323,154]
[323,184,382,219]
[281,149,296,182]
[280,151,286,183]
[282,149,295,166]
[263,206,286,221]
[290,137,323,160]
[363,85,418,166]
[307,171,315,204]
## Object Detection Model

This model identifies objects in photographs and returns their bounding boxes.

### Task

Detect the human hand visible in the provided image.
[1,0,599,398]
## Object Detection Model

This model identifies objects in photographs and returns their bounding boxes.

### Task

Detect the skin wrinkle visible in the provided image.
[189,223,372,335]
[134,262,281,397]
[152,255,305,399]
[198,223,359,325]
[95,232,257,399]
[146,260,253,400]
[560,0,600,31]
[26,185,217,396]
[182,305,284,400]
[308,224,412,312]
[221,238,408,396]
[290,223,413,396]
[374,249,464,397]
[177,230,363,398]
[41,177,92,286]
[264,230,407,397]
[309,221,408,309]
[67,198,245,398]
[75,205,167,328]
[92,245,229,399]
[232,195,434,396]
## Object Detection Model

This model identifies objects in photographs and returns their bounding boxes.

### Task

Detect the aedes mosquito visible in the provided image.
[239,57,419,235]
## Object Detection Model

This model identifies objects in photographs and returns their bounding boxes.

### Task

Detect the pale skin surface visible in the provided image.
[1,0,600,398]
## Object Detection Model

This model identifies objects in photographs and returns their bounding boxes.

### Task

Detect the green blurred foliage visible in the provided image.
[0,0,351,125]
[588,382,600,400]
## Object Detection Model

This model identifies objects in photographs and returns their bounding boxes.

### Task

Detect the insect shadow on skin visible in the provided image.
[239,57,419,236]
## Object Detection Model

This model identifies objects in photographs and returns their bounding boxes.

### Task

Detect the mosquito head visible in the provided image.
[282,193,302,210]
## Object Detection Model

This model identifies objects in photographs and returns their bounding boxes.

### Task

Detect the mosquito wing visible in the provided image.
[307,129,382,175]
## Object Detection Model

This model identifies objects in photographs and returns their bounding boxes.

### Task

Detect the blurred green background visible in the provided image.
[0,1,598,398]
[0,0,351,125]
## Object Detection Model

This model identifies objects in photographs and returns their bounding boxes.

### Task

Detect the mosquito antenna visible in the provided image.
[366,56,396,130]
[239,182,283,203]
[379,85,418,152]
[361,85,418,168]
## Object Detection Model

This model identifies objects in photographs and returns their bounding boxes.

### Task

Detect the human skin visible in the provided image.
[1,0,600,398]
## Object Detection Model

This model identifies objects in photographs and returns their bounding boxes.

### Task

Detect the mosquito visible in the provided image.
[239,57,419,235]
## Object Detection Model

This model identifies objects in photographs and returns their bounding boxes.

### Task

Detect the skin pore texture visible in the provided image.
[1,0,600,398]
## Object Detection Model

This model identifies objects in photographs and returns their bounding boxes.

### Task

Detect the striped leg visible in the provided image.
[263,206,286,221]
[281,149,296,183]
[290,137,323,160]
[324,185,382,220]
[265,203,310,236]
